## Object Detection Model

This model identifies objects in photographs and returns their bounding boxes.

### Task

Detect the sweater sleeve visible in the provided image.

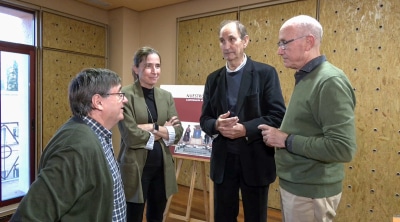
[291,75,357,163]
[11,139,95,221]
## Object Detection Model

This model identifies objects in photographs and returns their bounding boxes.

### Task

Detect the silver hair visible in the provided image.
[281,15,323,42]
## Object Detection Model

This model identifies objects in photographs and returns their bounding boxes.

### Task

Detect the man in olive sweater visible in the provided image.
[258,15,357,222]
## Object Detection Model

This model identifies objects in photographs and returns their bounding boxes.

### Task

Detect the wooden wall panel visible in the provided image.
[42,49,105,146]
[319,0,400,221]
[40,11,107,152]
[42,12,106,56]
[177,12,237,85]
[240,0,317,209]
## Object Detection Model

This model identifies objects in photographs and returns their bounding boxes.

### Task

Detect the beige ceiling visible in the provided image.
[75,0,191,12]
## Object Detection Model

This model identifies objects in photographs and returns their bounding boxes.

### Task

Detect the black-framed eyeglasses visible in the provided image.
[105,92,125,101]
[277,35,308,50]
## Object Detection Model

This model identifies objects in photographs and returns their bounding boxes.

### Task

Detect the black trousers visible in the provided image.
[214,153,270,222]
[126,165,167,222]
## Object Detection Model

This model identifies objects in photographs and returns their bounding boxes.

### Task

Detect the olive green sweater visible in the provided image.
[277,61,357,198]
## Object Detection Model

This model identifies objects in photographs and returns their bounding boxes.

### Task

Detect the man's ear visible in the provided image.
[92,94,104,111]
[243,35,250,48]
[305,35,315,51]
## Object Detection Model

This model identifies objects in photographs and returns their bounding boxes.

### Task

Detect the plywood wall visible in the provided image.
[42,50,105,145]
[176,0,400,220]
[42,12,105,56]
[319,0,400,221]
[41,12,106,151]
[177,12,238,85]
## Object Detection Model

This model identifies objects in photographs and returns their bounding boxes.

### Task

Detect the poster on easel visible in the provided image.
[161,85,211,159]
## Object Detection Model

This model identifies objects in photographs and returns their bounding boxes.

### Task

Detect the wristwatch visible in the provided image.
[153,123,159,133]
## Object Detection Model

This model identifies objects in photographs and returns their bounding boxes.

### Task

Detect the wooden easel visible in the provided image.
[163,154,214,222]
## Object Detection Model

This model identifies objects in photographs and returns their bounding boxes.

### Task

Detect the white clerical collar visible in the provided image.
[226,54,247,73]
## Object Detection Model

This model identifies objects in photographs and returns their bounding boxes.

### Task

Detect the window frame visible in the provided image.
[0,40,36,207]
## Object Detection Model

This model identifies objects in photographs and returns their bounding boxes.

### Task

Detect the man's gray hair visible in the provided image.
[281,15,323,42]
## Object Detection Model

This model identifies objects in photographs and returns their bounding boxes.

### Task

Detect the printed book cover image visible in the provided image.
[161,85,212,158]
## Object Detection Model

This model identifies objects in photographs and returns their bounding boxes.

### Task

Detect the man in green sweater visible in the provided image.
[258,15,357,222]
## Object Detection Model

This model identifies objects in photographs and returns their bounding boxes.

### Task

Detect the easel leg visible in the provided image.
[200,162,209,221]
[163,158,183,222]
[163,158,212,222]
[209,178,214,222]
[185,160,197,220]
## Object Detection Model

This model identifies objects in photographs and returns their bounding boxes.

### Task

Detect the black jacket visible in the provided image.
[200,58,286,186]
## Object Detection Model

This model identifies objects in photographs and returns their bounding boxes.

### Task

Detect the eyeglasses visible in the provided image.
[105,92,125,102]
[277,35,308,50]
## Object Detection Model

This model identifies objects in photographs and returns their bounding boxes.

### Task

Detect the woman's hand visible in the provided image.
[164,116,181,127]
[137,123,154,132]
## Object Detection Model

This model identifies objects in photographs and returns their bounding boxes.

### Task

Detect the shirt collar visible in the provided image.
[299,55,326,73]
[226,54,247,73]
[81,116,112,139]
[294,55,327,84]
